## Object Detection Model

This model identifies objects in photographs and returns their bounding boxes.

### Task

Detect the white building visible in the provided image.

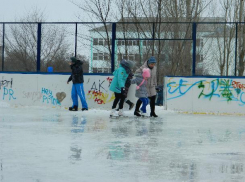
[89,17,227,75]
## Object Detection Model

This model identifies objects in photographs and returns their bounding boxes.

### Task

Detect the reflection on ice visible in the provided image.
[0,107,245,182]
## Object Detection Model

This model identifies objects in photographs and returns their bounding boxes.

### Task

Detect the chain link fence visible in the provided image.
[0,22,245,80]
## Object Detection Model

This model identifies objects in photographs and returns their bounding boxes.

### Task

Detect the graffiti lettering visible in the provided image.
[198,79,220,100]
[167,78,245,106]
[0,78,13,89]
[219,79,233,102]
[41,88,60,106]
[107,77,113,87]
[90,80,106,92]
[23,91,42,102]
[167,79,203,100]
[87,90,115,104]
[232,81,245,90]
[3,87,16,100]
[42,88,52,95]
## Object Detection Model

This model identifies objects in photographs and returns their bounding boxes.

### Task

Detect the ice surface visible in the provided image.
[0,106,245,182]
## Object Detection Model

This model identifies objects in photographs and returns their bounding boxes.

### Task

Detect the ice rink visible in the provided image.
[0,106,245,182]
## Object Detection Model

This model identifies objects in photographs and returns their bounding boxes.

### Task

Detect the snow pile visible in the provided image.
[0,101,10,108]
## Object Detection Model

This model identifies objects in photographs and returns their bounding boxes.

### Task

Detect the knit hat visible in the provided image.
[127,60,135,69]
[70,57,77,63]
[142,68,151,78]
[147,56,156,64]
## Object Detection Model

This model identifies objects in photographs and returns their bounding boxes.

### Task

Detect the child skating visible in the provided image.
[67,57,88,111]
[109,60,134,118]
[131,68,151,117]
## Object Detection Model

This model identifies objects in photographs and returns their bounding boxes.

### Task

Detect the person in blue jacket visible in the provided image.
[67,57,88,111]
[110,59,134,117]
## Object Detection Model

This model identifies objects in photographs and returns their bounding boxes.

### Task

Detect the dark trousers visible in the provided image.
[112,92,126,109]
[135,95,156,114]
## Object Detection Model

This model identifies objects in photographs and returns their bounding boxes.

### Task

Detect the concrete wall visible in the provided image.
[0,73,137,109]
[165,76,245,115]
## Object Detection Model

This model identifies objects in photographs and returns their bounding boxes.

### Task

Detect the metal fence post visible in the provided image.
[152,23,155,56]
[75,23,78,57]
[111,23,116,73]
[37,23,42,72]
[192,22,197,76]
[2,23,5,71]
[235,23,238,76]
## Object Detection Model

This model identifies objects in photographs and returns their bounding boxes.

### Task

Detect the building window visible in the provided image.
[127,40,132,46]
[93,53,98,60]
[196,54,204,62]
[97,68,102,73]
[104,39,110,46]
[128,54,135,61]
[99,38,104,45]
[93,38,98,45]
[196,39,203,47]
[98,53,103,60]
[133,40,139,46]
[104,53,110,60]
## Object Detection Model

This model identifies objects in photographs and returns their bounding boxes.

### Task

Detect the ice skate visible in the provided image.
[150,112,158,117]
[141,112,149,118]
[118,109,128,117]
[69,105,78,111]
[110,109,119,119]
[126,100,135,110]
[134,110,141,117]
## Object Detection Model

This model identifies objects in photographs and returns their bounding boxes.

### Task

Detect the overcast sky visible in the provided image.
[0,0,83,22]
[0,0,221,22]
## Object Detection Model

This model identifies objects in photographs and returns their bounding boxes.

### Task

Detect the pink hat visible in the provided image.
[142,68,151,78]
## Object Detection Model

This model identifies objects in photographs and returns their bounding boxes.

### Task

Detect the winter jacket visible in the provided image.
[131,74,148,98]
[68,60,84,84]
[123,73,134,97]
[135,60,157,97]
[109,63,130,93]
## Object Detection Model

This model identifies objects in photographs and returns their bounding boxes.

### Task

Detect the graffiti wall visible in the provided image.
[165,77,245,114]
[0,74,137,109]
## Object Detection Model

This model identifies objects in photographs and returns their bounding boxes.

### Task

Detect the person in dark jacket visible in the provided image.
[67,57,88,111]
[116,72,135,111]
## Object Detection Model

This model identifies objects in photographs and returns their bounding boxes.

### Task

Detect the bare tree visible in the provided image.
[207,0,240,76]
[70,0,115,71]
[72,0,213,80]
[4,9,72,72]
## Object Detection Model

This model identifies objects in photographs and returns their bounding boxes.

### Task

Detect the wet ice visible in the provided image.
[0,106,245,182]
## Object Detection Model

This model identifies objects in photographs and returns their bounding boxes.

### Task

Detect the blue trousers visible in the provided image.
[139,98,149,113]
[72,83,88,109]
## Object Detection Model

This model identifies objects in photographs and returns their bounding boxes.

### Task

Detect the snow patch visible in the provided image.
[0,101,10,108]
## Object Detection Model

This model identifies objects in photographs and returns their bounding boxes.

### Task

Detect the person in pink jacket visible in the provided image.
[134,56,158,117]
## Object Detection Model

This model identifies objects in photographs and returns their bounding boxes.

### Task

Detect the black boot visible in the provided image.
[126,100,135,110]
[134,111,141,117]
[135,99,142,112]
[69,105,78,111]
[149,96,158,117]
[150,112,158,117]
[82,108,88,111]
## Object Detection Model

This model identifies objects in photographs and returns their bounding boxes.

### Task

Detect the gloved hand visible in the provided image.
[155,87,160,92]
[121,87,125,95]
